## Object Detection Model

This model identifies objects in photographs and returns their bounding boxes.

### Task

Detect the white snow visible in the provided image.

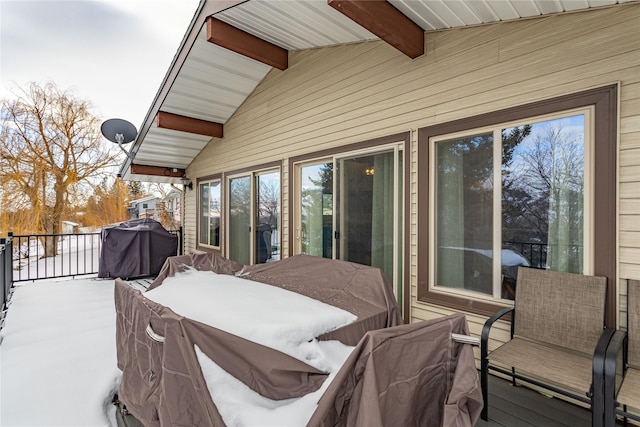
[195,340,353,427]
[144,269,357,371]
[0,276,121,427]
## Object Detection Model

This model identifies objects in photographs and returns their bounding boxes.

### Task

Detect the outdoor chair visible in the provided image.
[604,279,640,426]
[480,267,612,427]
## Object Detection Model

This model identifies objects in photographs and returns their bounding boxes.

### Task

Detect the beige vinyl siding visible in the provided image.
[621,78,640,281]
[184,3,640,337]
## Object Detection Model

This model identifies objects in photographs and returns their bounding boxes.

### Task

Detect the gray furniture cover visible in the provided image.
[114,253,483,426]
[98,218,178,279]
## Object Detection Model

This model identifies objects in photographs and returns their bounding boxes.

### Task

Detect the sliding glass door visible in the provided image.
[255,170,280,263]
[228,169,280,265]
[228,175,251,265]
[336,149,402,287]
[299,162,333,258]
[294,145,403,302]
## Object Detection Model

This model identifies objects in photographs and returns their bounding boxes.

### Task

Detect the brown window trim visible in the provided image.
[417,85,618,328]
[224,160,283,178]
[196,173,223,253]
[288,132,411,322]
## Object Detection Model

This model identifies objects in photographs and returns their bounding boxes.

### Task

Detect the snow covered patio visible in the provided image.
[0,276,121,426]
[0,270,606,427]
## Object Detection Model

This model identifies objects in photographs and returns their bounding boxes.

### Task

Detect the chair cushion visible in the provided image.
[489,337,593,395]
[618,367,640,409]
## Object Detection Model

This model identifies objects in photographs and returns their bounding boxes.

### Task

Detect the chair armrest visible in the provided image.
[603,330,627,427]
[591,328,616,426]
[481,307,514,360]
[604,330,627,397]
[594,328,616,378]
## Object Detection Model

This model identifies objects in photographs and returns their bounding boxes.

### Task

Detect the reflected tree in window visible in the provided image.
[229,177,251,264]
[301,163,333,258]
[504,119,584,273]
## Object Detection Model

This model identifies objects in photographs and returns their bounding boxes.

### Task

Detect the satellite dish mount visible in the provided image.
[101,118,137,160]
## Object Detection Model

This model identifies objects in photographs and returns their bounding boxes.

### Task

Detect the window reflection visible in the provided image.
[434,114,586,300]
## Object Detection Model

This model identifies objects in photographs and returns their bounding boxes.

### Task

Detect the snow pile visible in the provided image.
[0,277,121,426]
[195,341,353,427]
[144,269,357,371]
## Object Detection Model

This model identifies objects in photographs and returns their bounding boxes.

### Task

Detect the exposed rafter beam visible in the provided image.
[328,0,424,59]
[206,17,288,70]
[156,111,223,138]
[130,164,185,178]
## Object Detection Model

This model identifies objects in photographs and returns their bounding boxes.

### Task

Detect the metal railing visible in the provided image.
[9,227,182,283]
[1,233,14,331]
[12,232,103,282]
[504,241,548,269]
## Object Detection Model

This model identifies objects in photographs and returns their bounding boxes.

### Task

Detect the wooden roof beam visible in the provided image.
[130,164,185,178]
[206,17,288,70]
[156,111,223,138]
[328,0,424,59]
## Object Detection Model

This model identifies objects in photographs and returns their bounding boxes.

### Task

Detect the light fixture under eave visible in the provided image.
[181,175,193,191]
[100,118,137,160]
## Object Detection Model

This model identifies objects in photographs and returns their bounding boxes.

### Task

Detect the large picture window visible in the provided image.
[417,86,617,326]
[432,111,591,301]
[198,178,221,249]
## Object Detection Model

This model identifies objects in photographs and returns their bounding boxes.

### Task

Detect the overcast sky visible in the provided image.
[0,0,201,130]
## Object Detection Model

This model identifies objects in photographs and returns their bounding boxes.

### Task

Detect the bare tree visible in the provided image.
[0,82,118,256]
[83,177,130,228]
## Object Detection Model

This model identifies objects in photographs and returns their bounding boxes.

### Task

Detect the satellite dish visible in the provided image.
[101,118,137,159]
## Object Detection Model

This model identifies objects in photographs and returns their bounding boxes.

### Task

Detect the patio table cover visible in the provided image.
[114,253,482,426]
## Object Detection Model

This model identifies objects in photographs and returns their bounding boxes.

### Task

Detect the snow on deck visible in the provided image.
[0,276,121,427]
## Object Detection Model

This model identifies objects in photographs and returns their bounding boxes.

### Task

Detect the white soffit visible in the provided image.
[132,26,273,173]
[132,127,210,169]
[213,0,378,50]
[389,0,628,31]
[161,27,273,123]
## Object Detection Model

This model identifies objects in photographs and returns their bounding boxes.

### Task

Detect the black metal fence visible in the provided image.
[10,228,182,283]
[1,233,14,331]
[504,241,548,269]
[12,232,103,282]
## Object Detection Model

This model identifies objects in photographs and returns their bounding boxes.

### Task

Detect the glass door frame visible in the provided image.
[292,142,404,301]
[225,164,281,265]
[226,172,253,265]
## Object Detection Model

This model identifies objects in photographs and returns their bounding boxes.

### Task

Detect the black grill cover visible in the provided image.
[98,218,178,279]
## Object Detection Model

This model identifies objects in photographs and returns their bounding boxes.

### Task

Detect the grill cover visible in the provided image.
[98,218,178,279]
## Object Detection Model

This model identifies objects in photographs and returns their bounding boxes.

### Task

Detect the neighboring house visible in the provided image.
[128,196,159,220]
[118,0,639,341]
[61,221,79,234]
[163,190,181,223]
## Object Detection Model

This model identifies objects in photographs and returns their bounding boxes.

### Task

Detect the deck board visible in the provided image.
[476,374,623,427]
